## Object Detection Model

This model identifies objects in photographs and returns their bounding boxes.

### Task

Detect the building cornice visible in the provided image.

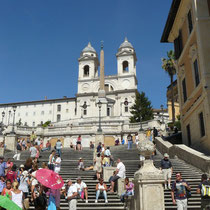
[0,97,76,107]
[76,88,137,97]
[161,0,181,43]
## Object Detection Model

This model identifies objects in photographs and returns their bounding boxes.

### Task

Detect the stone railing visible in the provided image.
[155,137,210,174]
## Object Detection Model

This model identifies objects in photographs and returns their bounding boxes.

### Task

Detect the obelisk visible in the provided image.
[98,41,106,98]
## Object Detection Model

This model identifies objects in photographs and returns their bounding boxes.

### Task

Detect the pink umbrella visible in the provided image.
[36,169,64,189]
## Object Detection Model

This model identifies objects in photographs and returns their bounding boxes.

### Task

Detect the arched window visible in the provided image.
[57,104,61,112]
[57,114,61,122]
[122,61,129,72]
[84,65,90,77]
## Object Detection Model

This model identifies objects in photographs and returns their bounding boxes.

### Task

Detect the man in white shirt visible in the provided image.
[74,177,88,203]
[67,179,78,210]
[110,158,126,193]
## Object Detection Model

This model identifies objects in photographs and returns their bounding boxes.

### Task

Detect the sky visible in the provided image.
[0,0,173,109]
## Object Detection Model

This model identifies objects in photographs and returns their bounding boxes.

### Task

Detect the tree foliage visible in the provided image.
[161,50,176,123]
[130,91,153,123]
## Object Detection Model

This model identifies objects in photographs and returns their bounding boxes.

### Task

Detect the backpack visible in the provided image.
[201,183,210,197]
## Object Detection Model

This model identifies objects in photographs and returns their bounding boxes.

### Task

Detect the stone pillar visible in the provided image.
[103,166,116,182]
[95,134,104,147]
[5,133,17,151]
[133,139,165,210]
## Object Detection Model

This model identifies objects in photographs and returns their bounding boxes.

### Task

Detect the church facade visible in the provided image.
[0,38,138,128]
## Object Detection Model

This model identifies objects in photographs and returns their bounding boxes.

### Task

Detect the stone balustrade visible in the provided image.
[155,137,210,174]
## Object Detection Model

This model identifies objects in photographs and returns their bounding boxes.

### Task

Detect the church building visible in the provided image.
[0,38,138,128]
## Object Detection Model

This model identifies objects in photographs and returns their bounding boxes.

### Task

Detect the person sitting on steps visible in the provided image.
[95,178,108,203]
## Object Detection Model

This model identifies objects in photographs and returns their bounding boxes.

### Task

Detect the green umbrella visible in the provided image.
[0,193,22,210]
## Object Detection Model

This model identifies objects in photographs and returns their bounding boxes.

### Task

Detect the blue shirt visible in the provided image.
[56,142,62,149]
[0,162,7,177]
[0,180,5,192]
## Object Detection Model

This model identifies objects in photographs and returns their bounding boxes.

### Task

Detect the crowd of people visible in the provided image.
[0,130,209,210]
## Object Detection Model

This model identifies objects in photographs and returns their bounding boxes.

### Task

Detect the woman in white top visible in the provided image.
[54,154,61,174]
[11,181,23,208]
[48,150,56,171]
[95,178,108,203]
[19,170,30,198]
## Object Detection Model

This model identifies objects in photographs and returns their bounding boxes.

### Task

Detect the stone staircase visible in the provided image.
[5,144,203,209]
[5,148,125,210]
[110,145,203,210]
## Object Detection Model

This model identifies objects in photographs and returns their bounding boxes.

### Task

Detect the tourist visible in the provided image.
[153,127,158,140]
[54,154,61,174]
[19,170,30,198]
[0,176,5,194]
[96,142,102,153]
[94,153,102,180]
[160,153,173,189]
[0,156,7,177]
[24,158,33,171]
[75,177,88,203]
[42,162,49,169]
[197,174,210,209]
[48,150,56,171]
[101,144,105,154]
[55,139,62,157]
[6,164,17,183]
[6,158,14,173]
[35,137,41,147]
[33,184,47,210]
[120,177,134,202]
[115,138,120,146]
[40,139,44,150]
[17,164,25,183]
[102,155,110,167]
[121,138,125,145]
[11,181,23,209]
[30,163,39,202]
[1,179,12,196]
[66,179,78,210]
[42,140,51,152]
[95,178,108,203]
[110,158,126,193]
[171,172,191,210]
[30,143,38,159]
[22,139,26,150]
[46,188,60,210]
[30,131,36,143]
[127,134,133,149]
[35,143,40,162]
[104,147,111,157]
[78,158,85,171]
[90,141,94,149]
[77,135,82,151]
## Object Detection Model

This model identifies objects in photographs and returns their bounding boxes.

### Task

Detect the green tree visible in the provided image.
[161,50,176,123]
[130,91,153,123]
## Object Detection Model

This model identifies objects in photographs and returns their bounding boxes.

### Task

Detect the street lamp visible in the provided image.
[139,106,143,131]
[97,100,102,132]
[11,105,17,134]
[160,104,164,123]
[8,110,11,125]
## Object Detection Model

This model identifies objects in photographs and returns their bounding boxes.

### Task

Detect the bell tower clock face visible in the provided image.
[82,83,90,92]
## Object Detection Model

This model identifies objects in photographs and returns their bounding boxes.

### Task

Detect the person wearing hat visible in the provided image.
[19,170,30,198]
[160,153,173,189]
[0,156,7,177]
[75,177,88,203]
